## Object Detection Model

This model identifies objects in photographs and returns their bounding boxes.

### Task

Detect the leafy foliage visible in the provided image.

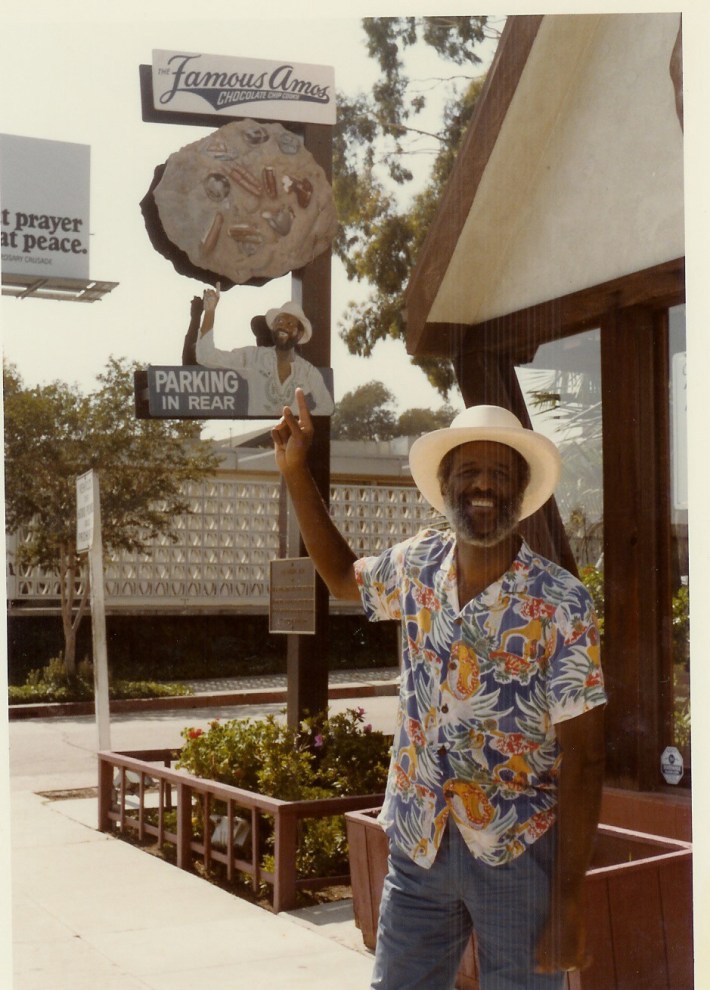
[3,358,218,671]
[331,380,455,441]
[178,707,390,800]
[579,566,606,641]
[7,657,191,705]
[331,381,397,441]
[580,565,690,749]
[177,707,391,882]
[672,584,690,670]
[334,17,497,395]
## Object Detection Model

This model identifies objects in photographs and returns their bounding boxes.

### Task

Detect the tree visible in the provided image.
[331,380,456,441]
[331,381,397,441]
[334,17,500,396]
[3,358,219,674]
[396,404,455,437]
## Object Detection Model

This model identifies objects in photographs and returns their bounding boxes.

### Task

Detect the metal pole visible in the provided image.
[88,472,111,751]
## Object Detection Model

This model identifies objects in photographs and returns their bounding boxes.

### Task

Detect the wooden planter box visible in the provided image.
[346,808,693,990]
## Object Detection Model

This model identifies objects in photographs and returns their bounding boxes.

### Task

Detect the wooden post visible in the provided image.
[97,756,113,832]
[285,121,333,727]
[134,82,336,728]
[176,781,194,871]
[273,808,299,913]
[601,306,673,790]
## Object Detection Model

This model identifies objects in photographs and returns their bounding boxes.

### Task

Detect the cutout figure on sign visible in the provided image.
[196,283,334,417]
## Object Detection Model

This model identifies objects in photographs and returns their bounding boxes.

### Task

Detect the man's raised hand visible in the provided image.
[271,388,314,474]
[202,281,221,314]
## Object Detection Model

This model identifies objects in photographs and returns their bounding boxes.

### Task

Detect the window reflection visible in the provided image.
[669,304,689,768]
[515,329,603,570]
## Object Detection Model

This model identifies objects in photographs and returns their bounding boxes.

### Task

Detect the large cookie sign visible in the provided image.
[152,119,337,284]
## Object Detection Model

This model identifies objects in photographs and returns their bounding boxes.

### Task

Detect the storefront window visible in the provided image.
[515,329,605,695]
[516,316,689,785]
[669,304,690,771]
[515,328,603,571]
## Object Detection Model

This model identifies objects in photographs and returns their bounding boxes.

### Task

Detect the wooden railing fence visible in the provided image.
[98,748,385,912]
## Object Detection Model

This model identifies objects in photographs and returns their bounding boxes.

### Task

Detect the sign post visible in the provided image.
[76,470,111,751]
[138,59,334,727]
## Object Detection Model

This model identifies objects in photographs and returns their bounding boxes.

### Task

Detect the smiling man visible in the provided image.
[272,394,606,990]
[439,441,529,545]
[195,284,334,416]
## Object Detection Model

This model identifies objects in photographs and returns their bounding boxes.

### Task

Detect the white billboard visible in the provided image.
[152,50,336,125]
[1,134,90,280]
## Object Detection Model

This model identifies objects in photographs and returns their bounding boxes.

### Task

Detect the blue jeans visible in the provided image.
[370,821,564,990]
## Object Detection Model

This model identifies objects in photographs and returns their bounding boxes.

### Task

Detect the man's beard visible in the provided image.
[442,490,523,548]
[272,334,294,352]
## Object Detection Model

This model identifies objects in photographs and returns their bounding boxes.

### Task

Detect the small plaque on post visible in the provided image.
[269,557,316,635]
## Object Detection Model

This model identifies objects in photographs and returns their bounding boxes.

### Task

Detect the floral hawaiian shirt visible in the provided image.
[354,529,606,869]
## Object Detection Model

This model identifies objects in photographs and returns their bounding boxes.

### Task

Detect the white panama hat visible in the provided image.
[264,301,313,344]
[409,404,562,520]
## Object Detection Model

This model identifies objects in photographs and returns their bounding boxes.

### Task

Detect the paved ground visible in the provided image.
[5,671,400,989]
[182,667,399,694]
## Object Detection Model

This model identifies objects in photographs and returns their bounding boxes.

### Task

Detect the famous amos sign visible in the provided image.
[152,50,335,126]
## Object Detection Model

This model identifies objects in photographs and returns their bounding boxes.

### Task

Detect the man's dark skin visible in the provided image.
[272,388,605,975]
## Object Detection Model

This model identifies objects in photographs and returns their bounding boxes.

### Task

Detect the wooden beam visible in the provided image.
[409,258,685,360]
[405,16,544,354]
[601,306,673,790]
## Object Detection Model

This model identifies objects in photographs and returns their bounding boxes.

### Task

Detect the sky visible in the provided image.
[0,3,507,440]
[1,2,708,441]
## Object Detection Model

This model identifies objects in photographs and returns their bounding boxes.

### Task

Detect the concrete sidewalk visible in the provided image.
[11,789,376,989]
[7,673,398,989]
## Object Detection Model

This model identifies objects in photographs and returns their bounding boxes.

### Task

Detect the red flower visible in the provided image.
[187,728,204,740]
[414,586,440,610]
[565,619,587,645]
[520,598,556,621]
[490,651,532,676]
[407,718,427,748]
[490,732,538,755]
[526,808,556,840]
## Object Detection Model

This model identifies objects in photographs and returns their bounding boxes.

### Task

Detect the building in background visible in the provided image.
[6,435,435,679]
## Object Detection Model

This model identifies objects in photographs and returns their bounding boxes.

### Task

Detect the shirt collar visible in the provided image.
[442,534,532,613]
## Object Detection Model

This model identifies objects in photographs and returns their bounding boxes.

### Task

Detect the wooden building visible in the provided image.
[405,12,688,813]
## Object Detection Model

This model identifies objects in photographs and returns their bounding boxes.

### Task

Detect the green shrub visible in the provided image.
[8,657,192,705]
[579,565,605,640]
[177,708,391,880]
[672,584,690,670]
[579,567,691,748]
